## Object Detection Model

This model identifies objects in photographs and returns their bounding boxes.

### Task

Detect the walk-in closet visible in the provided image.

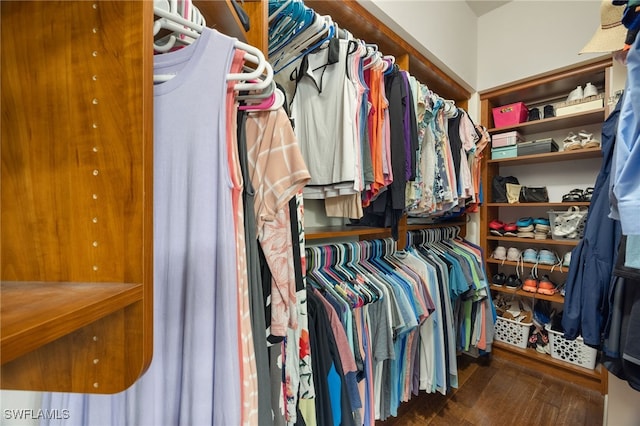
[1,1,639,425]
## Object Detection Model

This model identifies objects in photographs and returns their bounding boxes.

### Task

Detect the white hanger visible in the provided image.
[268,0,293,23]
[153,5,272,91]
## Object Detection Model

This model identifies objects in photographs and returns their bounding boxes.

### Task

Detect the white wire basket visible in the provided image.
[546,326,597,370]
[495,316,532,349]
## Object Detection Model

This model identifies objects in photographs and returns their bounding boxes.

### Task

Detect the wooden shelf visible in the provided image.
[488,148,602,165]
[406,221,466,231]
[305,226,390,240]
[486,201,591,207]
[487,258,568,272]
[487,236,579,246]
[490,284,565,303]
[488,108,605,136]
[480,58,611,108]
[1,281,143,365]
[492,341,605,393]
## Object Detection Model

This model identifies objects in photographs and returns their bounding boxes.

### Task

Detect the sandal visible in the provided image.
[561,188,585,202]
[563,132,582,151]
[583,187,594,201]
[579,130,601,149]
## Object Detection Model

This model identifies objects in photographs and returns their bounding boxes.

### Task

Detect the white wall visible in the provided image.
[358,0,478,90]
[477,0,604,91]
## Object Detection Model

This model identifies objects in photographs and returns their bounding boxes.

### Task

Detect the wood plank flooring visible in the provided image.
[377,355,605,426]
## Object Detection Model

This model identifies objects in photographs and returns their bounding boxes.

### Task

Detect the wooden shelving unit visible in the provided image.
[487,146,602,166]
[1,1,153,393]
[490,284,564,304]
[486,258,568,272]
[487,236,580,246]
[479,58,612,394]
[1,282,143,364]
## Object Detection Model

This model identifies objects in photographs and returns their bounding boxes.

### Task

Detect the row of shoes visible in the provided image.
[522,274,560,295]
[527,104,555,121]
[491,246,570,268]
[563,130,601,151]
[492,270,564,296]
[566,82,599,102]
[561,187,594,203]
[489,217,550,240]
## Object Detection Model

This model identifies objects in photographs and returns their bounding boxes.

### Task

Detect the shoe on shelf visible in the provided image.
[562,188,585,202]
[492,246,507,260]
[567,85,584,102]
[534,217,550,227]
[523,275,539,293]
[583,187,594,201]
[517,231,536,239]
[489,219,505,236]
[543,104,555,118]
[516,217,534,228]
[506,247,522,262]
[538,275,558,295]
[522,248,538,264]
[534,232,549,240]
[503,222,518,237]
[563,132,583,151]
[506,274,522,289]
[583,82,598,98]
[492,272,507,286]
[528,107,540,121]
[538,249,559,266]
[578,130,601,149]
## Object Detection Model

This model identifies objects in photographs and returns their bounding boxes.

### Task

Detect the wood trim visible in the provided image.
[488,148,602,166]
[480,58,612,100]
[490,285,565,304]
[487,236,580,247]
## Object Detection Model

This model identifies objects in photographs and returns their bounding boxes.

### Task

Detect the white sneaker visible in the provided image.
[567,85,584,102]
[583,82,598,98]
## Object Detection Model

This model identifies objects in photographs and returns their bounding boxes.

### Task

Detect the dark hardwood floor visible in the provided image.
[377,355,605,426]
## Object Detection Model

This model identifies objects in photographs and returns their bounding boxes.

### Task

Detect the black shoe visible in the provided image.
[506,274,522,289]
[528,107,540,121]
[543,104,555,118]
[492,272,506,286]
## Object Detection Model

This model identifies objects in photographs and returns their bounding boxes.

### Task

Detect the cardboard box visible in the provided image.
[556,98,604,117]
[517,138,559,156]
[491,145,518,159]
[492,131,524,147]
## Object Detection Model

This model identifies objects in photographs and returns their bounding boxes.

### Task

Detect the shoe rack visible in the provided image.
[479,58,613,394]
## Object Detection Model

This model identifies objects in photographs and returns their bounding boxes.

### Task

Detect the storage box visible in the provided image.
[492,131,524,147]
[548,208,588,240]
[492,102,528,128]
[491,145,518,160]
[517,138,559,156]
[495,316,533,349]
[546,326,597,369]
[556,98,604,117]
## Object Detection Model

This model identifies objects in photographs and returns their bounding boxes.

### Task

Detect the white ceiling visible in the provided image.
[465,0,511,17]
